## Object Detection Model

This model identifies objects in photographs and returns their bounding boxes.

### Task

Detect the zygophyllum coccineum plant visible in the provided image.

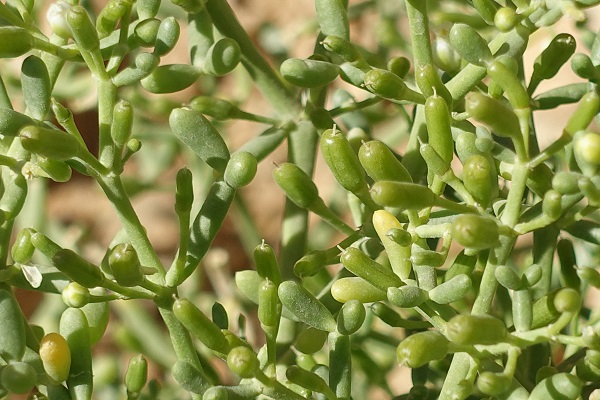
[1,0,600,398]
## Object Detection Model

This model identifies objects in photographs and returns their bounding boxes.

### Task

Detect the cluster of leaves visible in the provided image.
[1,0,600,399]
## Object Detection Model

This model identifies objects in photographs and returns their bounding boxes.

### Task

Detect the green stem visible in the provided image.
[405,0,433,70]
[311,200,356,236]
[97,79,117,167]
[446,14,544,100]
[402,106,428,181]
[102,279,157,300]
[32,38,80,60]
[440,160,530,398]
[170,208,191,282]
[0,74,11,109]
[528,132,571,169]
[328,96,382,117]
[234,109,280,125]
[514,215,554,234]
[204,0,315,280]
[501,161,529,228]
[204,0,299,118]
[279,121,319,279]
[97,176,165,279]
[532,226,559,299]
[255,370,307,400]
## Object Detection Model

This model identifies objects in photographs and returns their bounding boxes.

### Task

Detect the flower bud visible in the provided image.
[465,92,521,139]
[451,214,499,250]
[387,56,410,78]
[575,132,600,167]
[494,7,518,32]
[553,287,581,313]
[446,314,508,345]
[224,151,257,189]
[273,163,320,209]
[108,243,144,287]
[363,69,423,103]
[67,6,100,51]
[111,100,133,147]
[552,171,581,194]
[61,282,90,308]
[227,346,259,378]
[358,140,412,183]
[293,250,327,278]
[47,1,72,39]
[321,35,360,62]
[337,300,365,335]
[397,331,449,368]
[189,96,238,120]
[432,37,461,73]
[36,156,72,183]
[173,298,230,353]
[125,355,148,394]
[320,128,370,197]
[387,286,428,308]
[96,0,128,38]
[19,126,81,161]
[542,189,562,220]
[254,242,282,284]
[134,18,161,47]
[280,58,340,88]
[11,228,35,264]
[39,333,71,384]
[370,181,436,210]
[462,154,497,208]
[258,279,281,328]
[141,64,201,93]
[571,53,598,81]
